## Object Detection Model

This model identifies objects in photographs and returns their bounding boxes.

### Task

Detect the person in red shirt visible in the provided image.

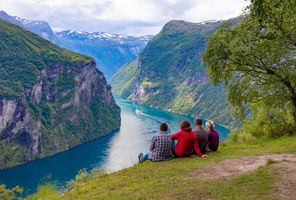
[171,120,203,158]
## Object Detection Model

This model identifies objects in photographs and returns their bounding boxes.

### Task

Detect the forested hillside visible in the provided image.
[111,19,241,127]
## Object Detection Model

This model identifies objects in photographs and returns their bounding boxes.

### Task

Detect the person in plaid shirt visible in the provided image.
[138,123,172,163]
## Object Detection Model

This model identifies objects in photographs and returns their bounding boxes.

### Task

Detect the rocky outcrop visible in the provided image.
[0,100,41,161]
[0,61,120,169]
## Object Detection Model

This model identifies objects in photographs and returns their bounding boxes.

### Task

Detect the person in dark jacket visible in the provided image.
[138,123,172,163]
[206,120,219,152]
[171,120,204,158]
[193,117,208,154]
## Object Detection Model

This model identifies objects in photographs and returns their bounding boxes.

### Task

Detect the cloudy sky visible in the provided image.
[1,0,250,36]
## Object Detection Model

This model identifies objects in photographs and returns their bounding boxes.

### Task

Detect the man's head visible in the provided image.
[194,117,203,128]
[180,120,192,132]
[160,123,168,132]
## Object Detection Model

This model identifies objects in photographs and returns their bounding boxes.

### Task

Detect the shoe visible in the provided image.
[138,153,143,163]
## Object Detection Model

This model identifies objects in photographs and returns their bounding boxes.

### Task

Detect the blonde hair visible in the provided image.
[206,120,215,130]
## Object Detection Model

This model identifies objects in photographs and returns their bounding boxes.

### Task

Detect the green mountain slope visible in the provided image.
[111,20,235,127]
[0,19,120,169]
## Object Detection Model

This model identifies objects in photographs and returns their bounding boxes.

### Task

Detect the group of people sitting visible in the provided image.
[138,117,219,163]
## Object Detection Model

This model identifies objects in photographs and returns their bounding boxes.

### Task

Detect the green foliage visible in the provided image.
[230,102,296,142]
[27,102,52,128]
[56,73,76,92]
[110,60,137,98]
[0,19,92,99]
[0,143,27,168]
[203,0,296,136]
[0,185,23,200]
[27,185,60,200]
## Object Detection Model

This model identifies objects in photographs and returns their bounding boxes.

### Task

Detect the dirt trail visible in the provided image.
[188,153,296,180]
[188,153,296,200]
[272,161,296,200]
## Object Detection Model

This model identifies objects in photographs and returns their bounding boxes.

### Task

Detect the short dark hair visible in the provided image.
[160,123,168,131]
[194,118,202,126]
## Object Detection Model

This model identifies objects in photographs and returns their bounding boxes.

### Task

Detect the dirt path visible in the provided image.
[187,153,296,200]
[272,161,296,200]
[188,153,296,180]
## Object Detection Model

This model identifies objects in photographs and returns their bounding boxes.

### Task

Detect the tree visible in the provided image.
[203,0,296,128]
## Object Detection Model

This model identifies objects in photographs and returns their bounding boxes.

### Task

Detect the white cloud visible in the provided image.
[1,0,250,36]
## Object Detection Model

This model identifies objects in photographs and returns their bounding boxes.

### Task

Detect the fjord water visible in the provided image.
[0,96,229,194]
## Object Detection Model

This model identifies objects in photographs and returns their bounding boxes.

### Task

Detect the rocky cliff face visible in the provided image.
[0,61,120,169]
[0,19,120,169]
[0,100,41,161]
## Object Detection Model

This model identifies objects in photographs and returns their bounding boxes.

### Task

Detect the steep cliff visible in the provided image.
[0,19,120,169]
[111,20,237,127]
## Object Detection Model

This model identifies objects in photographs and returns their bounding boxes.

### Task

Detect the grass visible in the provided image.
[27,136,296,199]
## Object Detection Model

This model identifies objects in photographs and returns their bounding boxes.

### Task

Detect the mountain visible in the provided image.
[0,10,56,42]
[111,19,238,127]
[0,11,152,78]
[55,31,152,78]
[0,19,121,169]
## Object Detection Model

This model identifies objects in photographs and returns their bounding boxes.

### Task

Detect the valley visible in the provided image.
[111,19,242,127]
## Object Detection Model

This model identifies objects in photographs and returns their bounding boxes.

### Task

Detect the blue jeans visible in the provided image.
[140,152,150,162]
[172,140,178,157]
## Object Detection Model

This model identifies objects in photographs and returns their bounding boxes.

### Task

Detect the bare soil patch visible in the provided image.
[188,153,296,180]
[272,161,296,200]
[187,153,296,200]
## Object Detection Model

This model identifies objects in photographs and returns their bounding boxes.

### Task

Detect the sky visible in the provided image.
[1,0,250,36]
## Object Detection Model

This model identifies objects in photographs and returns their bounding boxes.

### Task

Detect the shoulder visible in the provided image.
[172,131,182,137]
[151,135,157,140]
[202,129,208,135]
[190,131,197,137]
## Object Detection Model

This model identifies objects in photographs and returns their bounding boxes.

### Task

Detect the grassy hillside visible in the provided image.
[111,20,237,127]
[110,60,138,97]
[27,136,296,199]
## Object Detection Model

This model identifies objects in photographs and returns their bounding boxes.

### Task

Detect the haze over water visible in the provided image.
[0,96,229,194]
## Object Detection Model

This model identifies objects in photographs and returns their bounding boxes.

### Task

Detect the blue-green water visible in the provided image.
[0,96,229,195]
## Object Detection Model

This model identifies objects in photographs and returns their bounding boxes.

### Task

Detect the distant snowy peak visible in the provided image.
[56,30,153,45]
[0,10,55,42]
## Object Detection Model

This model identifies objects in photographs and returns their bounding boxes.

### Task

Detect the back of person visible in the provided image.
[194,128,208,154]
[208,129,219,151]
[138,123,173,163]
[172,120,202,157]
[150,133,172,161]
[206,120,219,152]
[172,131,198,157]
